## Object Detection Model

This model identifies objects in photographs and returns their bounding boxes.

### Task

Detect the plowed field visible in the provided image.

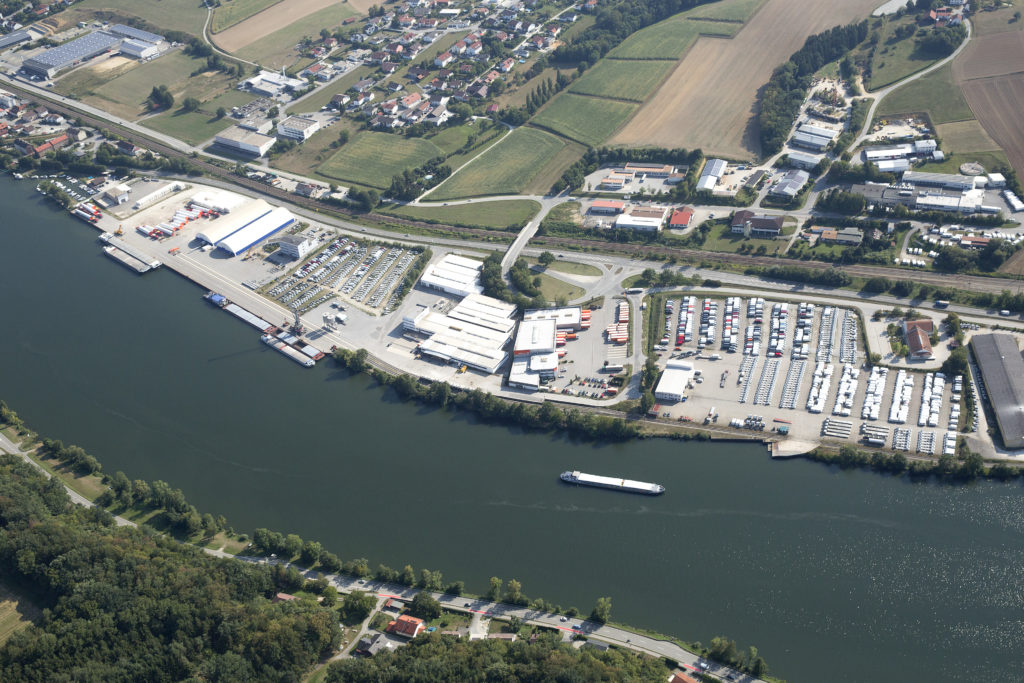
[960,75,1024,176]
[214,0,342,53]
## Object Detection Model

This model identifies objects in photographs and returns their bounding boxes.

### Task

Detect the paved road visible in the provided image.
[852,19,972,147]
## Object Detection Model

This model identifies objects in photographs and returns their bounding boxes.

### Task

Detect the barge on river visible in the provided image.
[560,470,665,495]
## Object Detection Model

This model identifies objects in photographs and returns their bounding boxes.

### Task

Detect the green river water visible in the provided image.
[2,181,1023,682]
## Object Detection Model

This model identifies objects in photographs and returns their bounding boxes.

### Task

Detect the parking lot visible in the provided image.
[644,293,972,450]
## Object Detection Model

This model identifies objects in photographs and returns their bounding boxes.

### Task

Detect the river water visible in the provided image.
[2,181,1023,682]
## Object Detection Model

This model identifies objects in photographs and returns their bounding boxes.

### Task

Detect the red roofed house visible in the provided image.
[589,199,626,215]
[273,592,298,603]
[387,614,425,638]
[668,207,694,229]
[434,50,453,67]
[903,319,935,360]
[670,673,701,683]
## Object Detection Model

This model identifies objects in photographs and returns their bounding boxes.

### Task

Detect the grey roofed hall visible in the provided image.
[970,333,1024,449]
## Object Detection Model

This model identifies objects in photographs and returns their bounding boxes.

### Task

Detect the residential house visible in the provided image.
[351,78,376,93]
[498,57,515,72]
[668,207,694,229]
[407,67,428,81]
[273,592,298,603]
[465,41,483,56]
[903,319,935,360]
[435,50,454,67]
[294,182,323,198]
[387,615,426,639]
[330,93,351,109]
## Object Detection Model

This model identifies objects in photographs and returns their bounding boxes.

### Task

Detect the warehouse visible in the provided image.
[588,199,625,215]
[403,296,514,374]
[119,39,159,60]
[419,254,484,297]
[614,214,664,231]
[875,159,910,173]
[214,126,276,157]
[107,24,164,44]
[798,123,837,140]
[971,333,1024,449]
[0,30,32,51]
[447,294,517,335]
[242,70,306,97]
[513,319,557,356]
[215,206,296,255]
[864,144,913,162]
[902,170,979,192]
[277,116,320,141]
[508,318,559,390]
[196,199,273,245]
[654,360,695,402]
[22,31,122,78]
[790,131,831,152]
[770,169,809,198]
[189,189,248,214]
[786,151,820,170]
[523,306,583,331]
[697,158,726,191]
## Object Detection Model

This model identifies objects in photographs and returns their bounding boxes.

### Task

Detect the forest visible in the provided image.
[0,454,340,682]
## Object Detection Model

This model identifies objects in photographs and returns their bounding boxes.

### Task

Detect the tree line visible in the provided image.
[747,264,853,288]
[759,21,869,155]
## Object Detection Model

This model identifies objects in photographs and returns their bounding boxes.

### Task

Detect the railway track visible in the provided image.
[8,82,1021,296]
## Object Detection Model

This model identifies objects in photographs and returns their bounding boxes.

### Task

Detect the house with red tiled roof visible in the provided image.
[903,319,935,360]
[435,50,453,67]
[668,207,694,229]
[387,614,425,638]
[273,592,298,603]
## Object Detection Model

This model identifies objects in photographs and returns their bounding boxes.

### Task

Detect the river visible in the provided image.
[2,180,1023,682]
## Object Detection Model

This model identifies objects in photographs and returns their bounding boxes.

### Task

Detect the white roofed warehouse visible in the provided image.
[215,206,296,255]
[214,126,276,157]
[654,360,695,402]
[419,254,484,297]
[403,295,515,374]
[23,31,123,78]
[277,116,321,141]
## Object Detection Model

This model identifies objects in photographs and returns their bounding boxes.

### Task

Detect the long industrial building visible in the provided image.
[215,206,295,256]
[22,31,122,78]
[214,126,276,157]
[403,295,515,374]
[196,199,274,245]
[654,360,695,402]
[971,333,1024,449]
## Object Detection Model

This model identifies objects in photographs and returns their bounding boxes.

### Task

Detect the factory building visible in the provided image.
[0,30,32,51]
[654,360,695,402]
[277,116,321,141]
[242,70,306,97]
[523,306,584,331]
[971,333,1024,449]
[403,295,515,374]
[22,31,122,78]
[107,24,164,44]
[696,158,726,191]
[508,319,558,390]
[786,151,821,170]
[902,170,980,192]
[214,126,276,157]
[196,199,274,245]
[614,207,667,232]
[419,254,484,297]
[189,189,248,214]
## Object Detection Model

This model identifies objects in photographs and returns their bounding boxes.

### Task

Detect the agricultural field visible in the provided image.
[971,3,1024,37]
[218,0,356,67]
[531,94,637,147]
[69,0,207,36]
[688,0,768,22]
[428,127,567,200]
[568,59,674,102]
[934,120,1001,155]
[0,582,41,646]
[318,132,443,189]
[58,51,240,121]
[211,0,282,33]
[378,199,541,230]
[609,17,739,60]
[874,64,973,124]
[141,110,236,146]
[612,0,880,158]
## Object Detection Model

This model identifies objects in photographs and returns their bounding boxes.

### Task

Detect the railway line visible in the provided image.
[7,82,1022,298]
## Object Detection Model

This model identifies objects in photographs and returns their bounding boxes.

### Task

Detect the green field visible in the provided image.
[211,0,281,33]
[875,64,973,124]
[935,119,1002,154]
[916,150,1010,175]
[378,199,541,230]
[235,3,356,67]
[536,272,584,302]
[568,59,673,102]
[608,17,739,60]
[142,110,236,145]
[701,223,786,254]
[71,0,207,36]
[59,52,240,121]
[688,0,767,22]
[318,132,442,189]
[428,127,567,200]
[531,94,637,147]
[866,17,939,90]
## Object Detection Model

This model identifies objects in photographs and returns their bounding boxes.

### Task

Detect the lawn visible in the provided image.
[866,16,939,90]
[378,199,541,230]
[568,59,674,102]
[935,119,1002,154]
[701,223,786,254]
[526,257,602,276]
[318,132,443,189]
[531,94,637,147]
[0,582,41,646]
[62,51,240,121]
[428,127,567,200]
[70,0,207,36]
[916,150,1011,175]
[608,17,739,60]
[211,0,282,33]
[235,3,357,66]
[536,272,585,302]
[874,64,973,124]
[142,110,236,146]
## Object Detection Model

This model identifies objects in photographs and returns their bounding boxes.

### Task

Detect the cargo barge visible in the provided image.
[102,245,152,273]
[560,470,665,495]
[223,302,275,333]
[261,334,315,367]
